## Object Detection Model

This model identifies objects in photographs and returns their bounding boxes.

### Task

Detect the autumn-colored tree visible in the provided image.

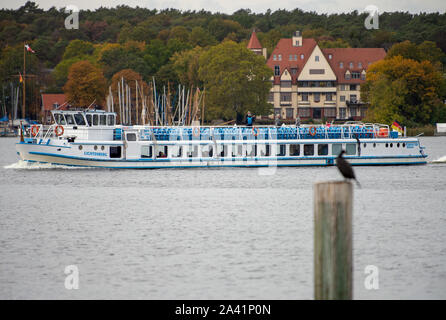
[361,56,446,126]
[63,60,107,107]
[198,41,273,121]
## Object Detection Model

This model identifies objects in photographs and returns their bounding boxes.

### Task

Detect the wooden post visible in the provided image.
[314,181,353,300]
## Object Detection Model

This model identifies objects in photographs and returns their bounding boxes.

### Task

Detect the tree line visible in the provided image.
[1,2,446,125]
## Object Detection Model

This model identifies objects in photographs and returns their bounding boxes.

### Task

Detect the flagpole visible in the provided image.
[22,42,26,119]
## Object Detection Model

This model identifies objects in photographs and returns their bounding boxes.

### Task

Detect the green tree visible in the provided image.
[198,41,273,121]
[63,39,95,60]
[171,46,206,87]
[189,27,216,47]
[63,60,107,107]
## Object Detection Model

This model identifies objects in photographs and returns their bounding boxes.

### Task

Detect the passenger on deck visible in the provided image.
[295,116,301,127]
[245,111,255,127]
[158,151,166,158]
[274,114,281,127]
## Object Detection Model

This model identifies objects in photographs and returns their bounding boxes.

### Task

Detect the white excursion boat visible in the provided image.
[16,110,428,168]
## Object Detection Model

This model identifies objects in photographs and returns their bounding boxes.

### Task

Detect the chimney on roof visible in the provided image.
[292,30,302,47]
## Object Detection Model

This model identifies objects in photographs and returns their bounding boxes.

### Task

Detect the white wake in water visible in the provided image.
[3,160,89,170]
[432,155,446,163]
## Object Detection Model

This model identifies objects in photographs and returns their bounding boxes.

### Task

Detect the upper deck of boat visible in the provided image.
[25,109,401,142]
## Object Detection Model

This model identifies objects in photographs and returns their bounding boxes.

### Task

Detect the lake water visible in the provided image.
[0,136,445,299]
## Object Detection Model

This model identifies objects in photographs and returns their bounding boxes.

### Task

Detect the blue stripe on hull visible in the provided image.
[22,158,427,169]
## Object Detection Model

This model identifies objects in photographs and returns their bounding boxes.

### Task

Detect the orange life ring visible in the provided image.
[309,126,317,137]
[192,126,200,137]
[378,128,388,138]
[31,125,40,137]
[55,125,64,137]
[252,127,259,137]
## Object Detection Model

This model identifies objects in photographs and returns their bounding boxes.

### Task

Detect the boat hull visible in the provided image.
[16,142,427,168]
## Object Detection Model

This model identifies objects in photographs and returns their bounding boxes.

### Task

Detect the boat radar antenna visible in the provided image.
[55,101,69,110]
[86,99,97,111]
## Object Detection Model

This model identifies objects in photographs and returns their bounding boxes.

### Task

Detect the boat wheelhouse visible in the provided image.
[16,110,427,168]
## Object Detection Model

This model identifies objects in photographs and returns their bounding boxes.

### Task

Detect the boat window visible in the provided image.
[346,143,356,155]
[65,114,75,125]
[304,144,314,156]
[201,145,213,157]
[107,115,115,126]
[126,133,137,141]
[141,146,152,158]
[290,144,300,156]
[177,146,183,157]
[373,143,376,148]
[397,143,400,148]
[187,145,198,158]
[390,143,393,148]
[363,143,367,148]
[110,146,121,158]
[86,114,92,126]
[318,144,328,156]
[155,145,167,158]
[100,115,107,126]
[221,145,228,157]
[332,144,342,156]
[54,113,66,125]
[247,144,256,157]
[403,143,406,147]
[276,144,286,156]
[74,113,86,126]
[260,145,271,157]
[237,145,243,156]
[93,114,99,126]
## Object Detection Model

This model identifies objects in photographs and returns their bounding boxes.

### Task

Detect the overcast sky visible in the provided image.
[1,0,445,14]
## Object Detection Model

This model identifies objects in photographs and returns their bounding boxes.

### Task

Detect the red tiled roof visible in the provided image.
[322,48,386,83]
[41,93,67,111]
[266,38,317,84]
[247,30,262,49]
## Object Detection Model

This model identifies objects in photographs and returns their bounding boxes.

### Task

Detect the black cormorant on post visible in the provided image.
[336,150,361,187]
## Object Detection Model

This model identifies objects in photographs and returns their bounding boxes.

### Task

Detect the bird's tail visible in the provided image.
[355,179,361,188]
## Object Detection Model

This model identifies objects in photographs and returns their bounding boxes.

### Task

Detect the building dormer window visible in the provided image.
[273,55,277,61]
[289,55,293,61]
[358,62,362,68]
[295,40,300,46]
[328,54,332,60]
[300,54,304,60]
[315,55,319,62]
[278,54,282,61]
[349,62,353,68]
[352,72,361,79]
[274,65,280,76]
[294,54,297,61]
[340,62,343,68]
[345,72,351,80]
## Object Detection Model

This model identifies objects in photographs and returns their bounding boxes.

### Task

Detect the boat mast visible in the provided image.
[22,42,26,119]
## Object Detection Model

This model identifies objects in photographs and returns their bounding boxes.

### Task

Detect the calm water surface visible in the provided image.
[0,136,445,299]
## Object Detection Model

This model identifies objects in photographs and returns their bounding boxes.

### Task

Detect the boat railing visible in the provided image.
[134,122,396,141]
[22,122,396,143]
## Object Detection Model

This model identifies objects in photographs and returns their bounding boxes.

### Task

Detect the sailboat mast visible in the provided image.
[22,42,26,119]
